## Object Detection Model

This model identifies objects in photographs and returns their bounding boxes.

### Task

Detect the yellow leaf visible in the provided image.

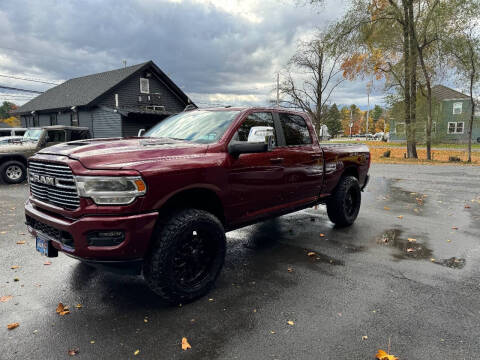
[384,206,390,211]
[10,265,19,269]
[56,303,70,316]
[181,337,191,351]
[16,241,26,245]
[287,267,294,272]
[397,215,403,219]
[376,349,398,360]
[75,304,83,309]
[407,238,416,242]
[287,320,294,326]
[7,322,19,330]
[319,233,325,237]
[307,252,316,257]
[134,350,140,356]
[1,295,13,303]
[362,335,368,340]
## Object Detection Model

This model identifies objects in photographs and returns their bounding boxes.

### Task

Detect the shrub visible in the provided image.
[448,156,461,162]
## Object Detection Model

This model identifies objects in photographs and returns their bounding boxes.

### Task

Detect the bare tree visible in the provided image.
[279,31,345,135]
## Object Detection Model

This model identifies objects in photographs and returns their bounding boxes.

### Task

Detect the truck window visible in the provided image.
[232,112,276,145]
[278,113,312,146]
[47,130,66,143]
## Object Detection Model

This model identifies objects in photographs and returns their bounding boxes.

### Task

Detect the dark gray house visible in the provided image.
[13,61,195,138]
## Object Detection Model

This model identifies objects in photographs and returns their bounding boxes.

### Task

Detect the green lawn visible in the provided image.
[327,140,480,149]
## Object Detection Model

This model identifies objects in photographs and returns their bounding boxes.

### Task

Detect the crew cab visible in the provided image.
[24,107,370,304]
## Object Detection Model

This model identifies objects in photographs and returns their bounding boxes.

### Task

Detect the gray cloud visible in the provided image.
[0,0,384,108]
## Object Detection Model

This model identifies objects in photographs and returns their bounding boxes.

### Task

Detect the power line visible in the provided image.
[0,74,60,85]
[0,85,43,94]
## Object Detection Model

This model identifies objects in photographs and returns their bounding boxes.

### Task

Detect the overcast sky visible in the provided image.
[0,0,384,109]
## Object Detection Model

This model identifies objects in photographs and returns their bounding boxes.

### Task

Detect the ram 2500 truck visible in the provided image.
[25,107,370,304]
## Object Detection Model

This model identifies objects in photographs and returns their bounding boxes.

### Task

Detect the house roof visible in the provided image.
[14,61,193,114]
[432,85,470,101]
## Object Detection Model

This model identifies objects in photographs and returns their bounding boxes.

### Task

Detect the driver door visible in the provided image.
[226,112,286,222]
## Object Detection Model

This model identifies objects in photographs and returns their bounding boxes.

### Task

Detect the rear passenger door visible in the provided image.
[275,112,323,203]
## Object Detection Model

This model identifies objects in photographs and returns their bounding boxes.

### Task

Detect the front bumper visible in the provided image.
[25,200,158,262]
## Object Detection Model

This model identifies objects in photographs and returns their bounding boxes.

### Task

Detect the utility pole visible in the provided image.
[276,73,279,107]
[349,109,353,138]
[122,60,127,68]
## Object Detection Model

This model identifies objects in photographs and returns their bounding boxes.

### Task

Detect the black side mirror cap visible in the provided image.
[228,141,268,158]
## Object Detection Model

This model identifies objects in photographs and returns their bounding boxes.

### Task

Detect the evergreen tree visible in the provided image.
[325,103,342,137]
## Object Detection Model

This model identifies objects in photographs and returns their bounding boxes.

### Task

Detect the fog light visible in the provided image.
[87,230,125,246]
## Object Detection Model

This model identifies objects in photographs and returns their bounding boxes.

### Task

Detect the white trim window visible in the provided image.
[448,121,464,134]
[140,78,150,94]
[453,102,463,114]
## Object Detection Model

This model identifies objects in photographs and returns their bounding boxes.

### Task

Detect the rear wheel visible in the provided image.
[143,209,226,305]
[326,176,361,227]
[0,160,26,184]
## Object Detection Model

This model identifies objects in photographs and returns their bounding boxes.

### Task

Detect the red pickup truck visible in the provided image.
[25,107,370,304]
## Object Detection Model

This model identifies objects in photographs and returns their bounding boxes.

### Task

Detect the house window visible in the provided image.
[33,115,39,127]
[395,123,405,134]
[453,102,463,114]
[50,114,57,126]
[70,112,79,126]
[448,122,464,134]
[140,78,150,94]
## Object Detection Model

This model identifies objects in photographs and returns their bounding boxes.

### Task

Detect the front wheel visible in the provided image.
[0,160,27,184]
[143,209,226,305]
[326,176,361,227]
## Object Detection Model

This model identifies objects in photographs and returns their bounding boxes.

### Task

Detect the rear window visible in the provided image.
[70,130,91,141]
[278,113,312,146]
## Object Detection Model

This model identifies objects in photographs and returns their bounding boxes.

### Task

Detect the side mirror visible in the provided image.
[138,129,146,137]
[228,141,268,157]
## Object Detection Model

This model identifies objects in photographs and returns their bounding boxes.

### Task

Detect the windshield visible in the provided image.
[144,110,240,144]
[23,129,42,141]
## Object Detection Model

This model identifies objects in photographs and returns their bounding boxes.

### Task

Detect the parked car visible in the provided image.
[25,107,370,304]
[0,126,91,184]
[0,127,27,137]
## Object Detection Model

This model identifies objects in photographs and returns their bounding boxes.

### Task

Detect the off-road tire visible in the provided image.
[326,176,361,227]
[143,209,226,305]
[0,160,26,184]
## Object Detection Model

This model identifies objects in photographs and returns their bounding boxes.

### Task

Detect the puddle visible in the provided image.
[433,257,466,269]
[375,228,433,261]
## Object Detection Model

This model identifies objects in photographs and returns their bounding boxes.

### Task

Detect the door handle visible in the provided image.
[270,157,284,164]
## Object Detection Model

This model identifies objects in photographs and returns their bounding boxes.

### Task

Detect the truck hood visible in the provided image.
[38,137,209,170]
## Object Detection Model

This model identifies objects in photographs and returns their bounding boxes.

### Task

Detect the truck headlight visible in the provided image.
[75,176,146,205]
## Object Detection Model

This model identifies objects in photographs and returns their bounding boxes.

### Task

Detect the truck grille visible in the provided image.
[28,161,80,210]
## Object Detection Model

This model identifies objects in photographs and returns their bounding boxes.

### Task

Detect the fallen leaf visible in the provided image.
[406,248,415,253]
[208,298,214,302]
[68,349,79,356]
[464,205,471,209]
[270,330,276,334]
[0,231,6,235]
[144,318,148,323]
[362,335,368,340]
[181,337,191,351]
[134,350,140,356]
[0,295,13,303]
[56,303,70,316]
[7,322,19,330]
[307,252,316,257]
[397,215,403,219]
[287,267,294,272]
[431,258,436,262]
[376,349,398,360]
[452,226,458,230]
[10,265,19,269]
[287,320,294,326]
[90,340,95,344]
[75,304,82,309]
[13,278,19,282]
[319,233,325,237]
[407,238,416,242]
[447,239,452,243]
[16,241,26,245]
[384,206,390,211]
[44,261,52,266]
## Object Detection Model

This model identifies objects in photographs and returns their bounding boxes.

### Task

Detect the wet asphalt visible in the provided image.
[1,164,480,360]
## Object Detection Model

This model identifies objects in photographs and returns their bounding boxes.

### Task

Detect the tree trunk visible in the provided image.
[418,47,433,160]
[407,0,418,158]
[402,0,412,157]
[468,73,475,163]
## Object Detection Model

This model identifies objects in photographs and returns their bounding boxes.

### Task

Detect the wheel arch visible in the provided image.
[0,154,28,167]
